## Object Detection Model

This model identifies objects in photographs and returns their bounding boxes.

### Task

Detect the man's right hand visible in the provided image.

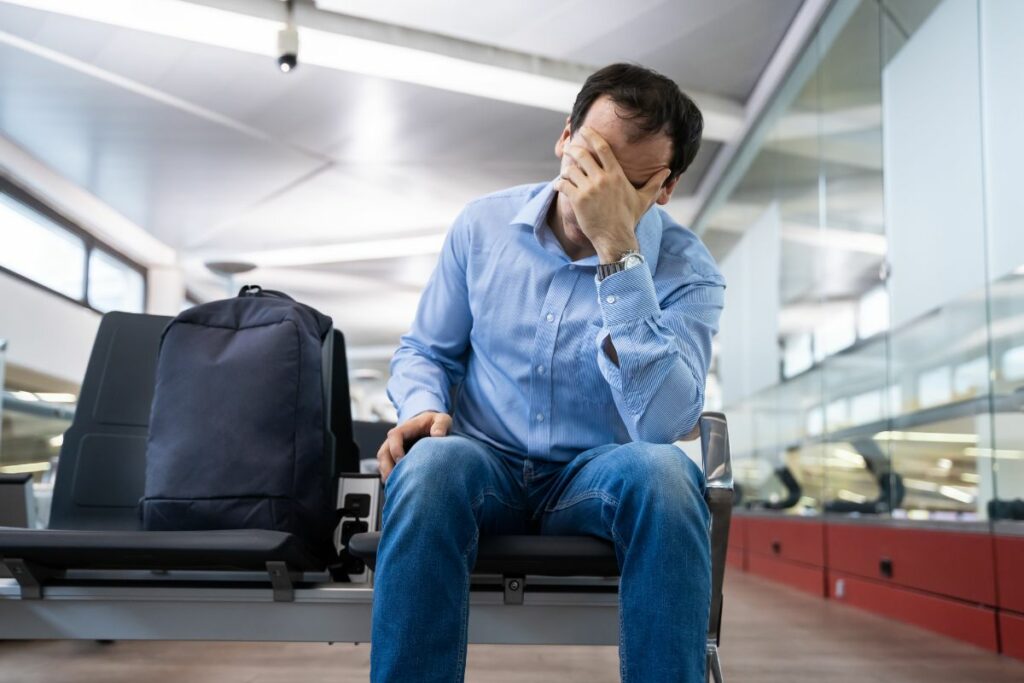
[377,411,452,484]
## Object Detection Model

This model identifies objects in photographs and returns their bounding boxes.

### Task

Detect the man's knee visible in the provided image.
[386,435,488,501]
[613,442,705,515]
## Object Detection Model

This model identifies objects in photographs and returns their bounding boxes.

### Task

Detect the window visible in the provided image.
[0,193,86,299]
[0,182,146,313]
[88,249,145,313]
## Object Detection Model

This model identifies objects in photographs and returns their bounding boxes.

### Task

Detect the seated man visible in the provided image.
[372,63,726,682]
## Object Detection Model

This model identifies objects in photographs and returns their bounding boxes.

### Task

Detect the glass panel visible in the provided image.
[881,0,990,520]
[817,0,892,515]
[708,15,827,515]
[699,0,1024,525]
[982,0,1024,524]
[0,192,85,299]
[88,249,145,313]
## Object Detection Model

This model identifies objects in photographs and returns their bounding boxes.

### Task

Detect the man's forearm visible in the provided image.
[592,267,722,441]
[387,339,459,423]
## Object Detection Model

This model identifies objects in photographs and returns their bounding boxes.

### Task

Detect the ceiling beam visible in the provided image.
[191,232,447,268]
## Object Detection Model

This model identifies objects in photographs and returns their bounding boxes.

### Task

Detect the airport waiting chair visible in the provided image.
[0,473,36,529]
[0,312,733,683]
[0,312,365,597]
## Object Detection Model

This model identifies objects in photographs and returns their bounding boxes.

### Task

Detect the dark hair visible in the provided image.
[569,63,703,181]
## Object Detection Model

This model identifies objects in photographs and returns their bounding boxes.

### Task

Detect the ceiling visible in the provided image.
[0,0,803,368]
[316,0,802,101]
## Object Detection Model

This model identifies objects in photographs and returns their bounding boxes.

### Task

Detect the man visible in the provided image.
[372,63,726,682]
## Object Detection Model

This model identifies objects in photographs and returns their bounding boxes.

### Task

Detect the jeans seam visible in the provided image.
[606,501,628,681]
[619,582,628,683]
[455,516,480,681]
[545,490,619,513]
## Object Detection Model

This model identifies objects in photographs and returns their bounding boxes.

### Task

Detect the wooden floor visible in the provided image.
[2,571,1023,682]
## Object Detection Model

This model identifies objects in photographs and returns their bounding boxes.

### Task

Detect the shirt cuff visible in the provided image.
[595,264,660,326]
[397,392,448,424]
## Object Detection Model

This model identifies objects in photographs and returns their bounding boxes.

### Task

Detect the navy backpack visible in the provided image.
[141,286,338,560]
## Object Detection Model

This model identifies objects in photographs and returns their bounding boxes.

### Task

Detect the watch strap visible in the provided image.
[596,250,643,282]
[597,261,626,281]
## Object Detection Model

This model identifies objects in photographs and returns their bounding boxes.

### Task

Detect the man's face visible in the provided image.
[553,95,679,250]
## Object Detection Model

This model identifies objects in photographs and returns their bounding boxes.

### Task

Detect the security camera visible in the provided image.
[277,24,298,73]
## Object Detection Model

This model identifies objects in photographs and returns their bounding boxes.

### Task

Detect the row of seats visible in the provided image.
[0,311,734,682]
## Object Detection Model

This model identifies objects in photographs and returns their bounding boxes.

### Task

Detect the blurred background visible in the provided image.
[2,0,1024,669]
[0,0,800,481]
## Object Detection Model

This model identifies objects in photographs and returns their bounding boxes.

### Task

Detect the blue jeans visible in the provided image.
[369,433,711,682]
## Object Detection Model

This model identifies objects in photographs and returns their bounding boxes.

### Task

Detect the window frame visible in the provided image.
[0,175,148,314]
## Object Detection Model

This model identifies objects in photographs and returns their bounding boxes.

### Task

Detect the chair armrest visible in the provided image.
[698,412,732,491]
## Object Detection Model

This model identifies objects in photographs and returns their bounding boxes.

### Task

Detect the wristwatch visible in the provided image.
[597,250,645,281]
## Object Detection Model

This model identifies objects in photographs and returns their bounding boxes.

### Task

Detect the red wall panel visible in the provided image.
[999,610,1024,661]
[728,516,746,550]
[995,535,1024,612]
[747,553,826,596]
[744,517,825,567]
[826,523,996,605]
[830,571,999,652]
[726,544,745,570]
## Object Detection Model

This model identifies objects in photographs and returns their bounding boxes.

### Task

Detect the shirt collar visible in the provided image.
[510,178,662,271]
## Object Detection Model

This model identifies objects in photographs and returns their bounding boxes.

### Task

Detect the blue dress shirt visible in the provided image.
[387,180,726,463]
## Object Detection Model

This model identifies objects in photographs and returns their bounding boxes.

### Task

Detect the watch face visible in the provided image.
[624,254,643,269]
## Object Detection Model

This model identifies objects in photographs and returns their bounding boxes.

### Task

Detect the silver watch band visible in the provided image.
[596,261,625,281]
[597,251,643,281]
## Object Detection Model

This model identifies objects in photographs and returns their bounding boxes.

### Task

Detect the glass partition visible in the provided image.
[981,0,1024,524]
[701,0,1024,526]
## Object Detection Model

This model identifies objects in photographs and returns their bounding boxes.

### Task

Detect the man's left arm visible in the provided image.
[592,265,724,443]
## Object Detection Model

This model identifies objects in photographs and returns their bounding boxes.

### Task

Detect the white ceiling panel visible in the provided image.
[316,0,802,100]
[193,160,558,252]
[0,40,325,247]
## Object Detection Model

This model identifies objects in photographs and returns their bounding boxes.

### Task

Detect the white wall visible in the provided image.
[146,265,186,316]
[718,202,781,405]
[0,271,100,387]
[981,0,1024,281]
[882,0,987,328]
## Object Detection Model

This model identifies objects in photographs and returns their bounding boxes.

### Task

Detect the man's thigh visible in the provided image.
[536,441,705,543]
[385,434,531,535]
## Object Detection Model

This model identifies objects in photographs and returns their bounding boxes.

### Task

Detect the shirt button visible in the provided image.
[605,295,617,304]
[568,264,576,270]
[536,365,545,375]
[545,313,554,322]
[535,413,544,422]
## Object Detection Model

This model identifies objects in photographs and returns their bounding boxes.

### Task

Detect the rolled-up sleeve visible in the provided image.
[386,210,473,423]
[592,264,724,443]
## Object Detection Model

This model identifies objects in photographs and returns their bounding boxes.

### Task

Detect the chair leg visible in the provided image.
[707,642,724,683]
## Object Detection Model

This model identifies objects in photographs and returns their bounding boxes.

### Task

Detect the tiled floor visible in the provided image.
[1,571,1022,682]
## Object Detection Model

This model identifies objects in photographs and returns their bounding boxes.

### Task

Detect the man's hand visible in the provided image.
[554,126,670,262]
[377,411,452,484]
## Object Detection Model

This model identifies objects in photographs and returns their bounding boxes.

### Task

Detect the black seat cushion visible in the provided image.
[0,528,324,572]
[348,532,620,577]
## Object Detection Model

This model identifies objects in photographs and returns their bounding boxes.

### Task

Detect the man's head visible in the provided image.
[552,63,703,250]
